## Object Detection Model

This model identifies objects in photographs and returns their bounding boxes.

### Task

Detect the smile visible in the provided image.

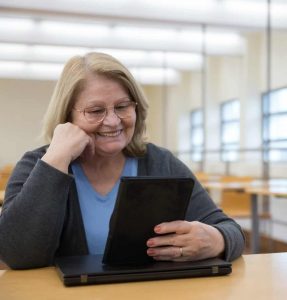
[97,130,123,137]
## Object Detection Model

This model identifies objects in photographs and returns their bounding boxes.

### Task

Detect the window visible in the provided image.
[178,113,192,163]
[190,109,203,162]
[263,87,287,162]
[220,99,240,161]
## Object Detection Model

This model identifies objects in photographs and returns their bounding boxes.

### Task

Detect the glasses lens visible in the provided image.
[84,107,106,123]
[115,101,136,119]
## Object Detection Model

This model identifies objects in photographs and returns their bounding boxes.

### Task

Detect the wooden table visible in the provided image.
[1,253,287,300]
[203,180,287,253]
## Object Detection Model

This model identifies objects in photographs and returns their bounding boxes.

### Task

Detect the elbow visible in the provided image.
[0,250,53,270]
[3,257,52,270]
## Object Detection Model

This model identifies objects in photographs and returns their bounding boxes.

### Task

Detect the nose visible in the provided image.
[102,107,121,125]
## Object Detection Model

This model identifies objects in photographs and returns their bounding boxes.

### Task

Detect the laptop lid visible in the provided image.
[55,255,232,286]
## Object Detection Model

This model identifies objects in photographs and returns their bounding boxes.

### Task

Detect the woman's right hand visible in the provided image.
[41,122,94,173]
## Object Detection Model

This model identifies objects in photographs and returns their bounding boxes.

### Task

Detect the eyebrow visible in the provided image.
[85,96,131,107]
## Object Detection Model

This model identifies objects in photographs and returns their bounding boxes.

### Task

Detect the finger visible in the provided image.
[147,246,182,259]
[147,233,186,248]
[148,246,192,262]
[154,220,191,235]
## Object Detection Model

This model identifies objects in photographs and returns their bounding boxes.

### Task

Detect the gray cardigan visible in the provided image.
[0,143,245,269]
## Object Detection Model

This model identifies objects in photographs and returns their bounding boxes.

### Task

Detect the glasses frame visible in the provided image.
[73,100,137,124]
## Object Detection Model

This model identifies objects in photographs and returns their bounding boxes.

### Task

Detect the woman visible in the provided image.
[0,52,245,269]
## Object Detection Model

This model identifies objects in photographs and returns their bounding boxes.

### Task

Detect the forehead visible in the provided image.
[75,74,129,107]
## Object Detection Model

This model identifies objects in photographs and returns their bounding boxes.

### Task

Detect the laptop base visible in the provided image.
[55,255,232,286]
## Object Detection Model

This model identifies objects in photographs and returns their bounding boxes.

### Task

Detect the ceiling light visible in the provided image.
[0,43,202,70]
[0,60,179,85]
[32,45,90,61]
[0,61,63,80]
[0,17,245,54]
[0,61,26,74]
[39,20,111,37]
[0,43,29,57]
[0,43,90,63]
[130,68,180,85]
[223,1,267,16]
[142,0,217,11]
[206,31,243,47]
[96,49,202,70]
[0,17,35,31]
[114,26,178,41]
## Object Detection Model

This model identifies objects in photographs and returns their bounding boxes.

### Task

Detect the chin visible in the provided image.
[96,144,126,157]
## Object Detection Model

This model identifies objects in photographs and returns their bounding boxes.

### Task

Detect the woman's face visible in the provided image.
[71,74,136,157]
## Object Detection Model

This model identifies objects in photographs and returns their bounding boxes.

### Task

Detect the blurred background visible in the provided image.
[0,0,287,254]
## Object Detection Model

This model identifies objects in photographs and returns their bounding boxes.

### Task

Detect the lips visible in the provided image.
[97,129,123,137]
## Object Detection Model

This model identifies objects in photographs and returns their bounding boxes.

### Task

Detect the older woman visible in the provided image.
[0,52,245,269]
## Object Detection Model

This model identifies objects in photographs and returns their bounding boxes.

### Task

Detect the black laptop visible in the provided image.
[55,177,231,286]
[55,255,231,286]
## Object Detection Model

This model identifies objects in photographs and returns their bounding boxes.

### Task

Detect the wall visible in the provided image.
[0,79,55,166]
[143,85,165,147]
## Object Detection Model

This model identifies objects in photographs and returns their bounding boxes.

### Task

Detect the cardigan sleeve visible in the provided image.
[0,150,74,269]
[141,144,245,261]
[169,152,245,261]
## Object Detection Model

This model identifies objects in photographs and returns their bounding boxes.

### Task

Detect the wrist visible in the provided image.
[211,226,225,257]
[41,151,70,174]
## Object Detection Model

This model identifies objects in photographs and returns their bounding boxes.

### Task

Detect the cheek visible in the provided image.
[72,118,99,134]
[125,115,136,132]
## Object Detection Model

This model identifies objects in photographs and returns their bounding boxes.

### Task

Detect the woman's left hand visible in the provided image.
[146,221,225,261]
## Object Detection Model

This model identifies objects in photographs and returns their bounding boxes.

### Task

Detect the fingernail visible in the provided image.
[154,225,161,233]
[147,240,154,247]
[147,249,155,255]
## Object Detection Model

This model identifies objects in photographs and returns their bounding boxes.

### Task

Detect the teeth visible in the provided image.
[98,130,122,137]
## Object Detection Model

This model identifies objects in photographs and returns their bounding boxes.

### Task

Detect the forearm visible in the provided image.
[0,159,74,269]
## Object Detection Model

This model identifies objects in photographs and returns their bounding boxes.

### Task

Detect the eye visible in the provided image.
[115,102,131,110]
[86,107,105,115]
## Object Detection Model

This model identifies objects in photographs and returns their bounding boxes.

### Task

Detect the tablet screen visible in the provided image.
[102,176,194,265]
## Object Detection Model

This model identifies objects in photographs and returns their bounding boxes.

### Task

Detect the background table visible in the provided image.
[204,180,287,253]
[245,186,287,253]
[1,253,287,300]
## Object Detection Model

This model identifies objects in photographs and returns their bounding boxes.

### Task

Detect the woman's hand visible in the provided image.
[42,122,95,173]
[146,221,225,261]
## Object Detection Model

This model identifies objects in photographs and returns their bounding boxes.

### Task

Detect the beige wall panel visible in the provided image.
[142,85,164,147]
[0,79,55,167]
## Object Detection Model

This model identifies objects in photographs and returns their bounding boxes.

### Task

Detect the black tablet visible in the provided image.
[102,176,194,265]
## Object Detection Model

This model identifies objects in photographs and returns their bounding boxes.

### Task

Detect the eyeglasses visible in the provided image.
[73,100,137,124]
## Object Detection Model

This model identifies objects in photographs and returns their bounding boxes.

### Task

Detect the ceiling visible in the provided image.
[0,0,286,84]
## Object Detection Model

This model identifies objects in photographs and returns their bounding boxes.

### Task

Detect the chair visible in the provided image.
[0,259,8,269]
[219,176,271,252]
[219,176,254,218]
[0,164,14,190]
[194,172,210,182]
[194,172,222,183]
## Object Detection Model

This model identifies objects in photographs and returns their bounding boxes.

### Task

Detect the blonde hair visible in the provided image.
[42,52,149,156]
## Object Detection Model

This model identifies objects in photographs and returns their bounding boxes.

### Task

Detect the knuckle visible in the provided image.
[172,247,178,256]
[177,220,190,232]
[169,236,177,246]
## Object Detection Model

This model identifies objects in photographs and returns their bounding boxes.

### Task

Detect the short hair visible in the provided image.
[42,52,148,156]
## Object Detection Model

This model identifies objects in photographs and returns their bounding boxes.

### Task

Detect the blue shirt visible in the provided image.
[71,157,138,254]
